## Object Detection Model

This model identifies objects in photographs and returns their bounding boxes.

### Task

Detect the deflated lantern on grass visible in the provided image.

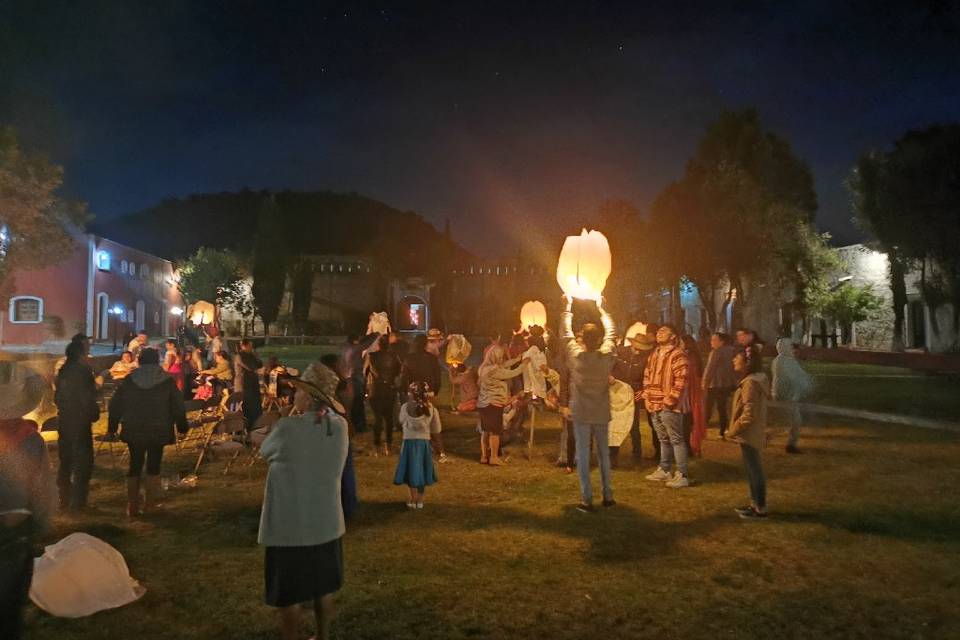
[519,300,547,329]
[556,229,611,301]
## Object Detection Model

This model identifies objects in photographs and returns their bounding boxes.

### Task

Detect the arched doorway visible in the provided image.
[135,300,146,332]
[96,293,109,340]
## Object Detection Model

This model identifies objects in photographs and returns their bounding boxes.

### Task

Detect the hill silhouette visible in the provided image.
[92,189,472,277]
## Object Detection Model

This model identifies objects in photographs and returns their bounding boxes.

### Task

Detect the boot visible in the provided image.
[488,435,504,466]
[126,477,142,519]
[143,475,164,513]
[480,432,490,464]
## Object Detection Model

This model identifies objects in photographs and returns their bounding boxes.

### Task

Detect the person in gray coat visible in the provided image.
[559,295,617,513]
[701,332,737,438]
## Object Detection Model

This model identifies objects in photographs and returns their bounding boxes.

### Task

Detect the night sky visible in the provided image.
[2,1,959,256]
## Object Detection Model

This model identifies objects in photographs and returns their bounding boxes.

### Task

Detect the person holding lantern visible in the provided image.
[642,325,692,488]
[559,294,617,512]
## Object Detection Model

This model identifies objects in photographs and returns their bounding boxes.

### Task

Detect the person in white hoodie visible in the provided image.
[771,338,813,454]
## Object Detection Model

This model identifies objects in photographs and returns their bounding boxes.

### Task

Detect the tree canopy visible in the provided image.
[0,127,88,301]
[176,247,245,321]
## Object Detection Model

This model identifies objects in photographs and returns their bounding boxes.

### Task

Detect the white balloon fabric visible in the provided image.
[445,334,472,365]
[29,532,145,618]
[607,380,636,447]
[367,311,391,336]
[187,300,216,326]
[556,229,612,300]
[519,300,547,329]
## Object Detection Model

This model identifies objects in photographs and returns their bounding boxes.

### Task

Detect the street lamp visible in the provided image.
[111,305,124,351]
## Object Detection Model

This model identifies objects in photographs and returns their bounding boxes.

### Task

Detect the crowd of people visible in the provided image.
[0,302,816,640]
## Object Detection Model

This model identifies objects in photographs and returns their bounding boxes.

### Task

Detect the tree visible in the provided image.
[849,124,960,347]
[649,109,821,329]
[176,247,246,326]
[817,282,883,344]
[0,127,88,301]
[251,195,287,332]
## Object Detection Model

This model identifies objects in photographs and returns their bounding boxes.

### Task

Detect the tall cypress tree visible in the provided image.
[251,195,287,333]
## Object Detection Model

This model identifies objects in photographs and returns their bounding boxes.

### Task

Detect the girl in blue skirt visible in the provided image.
[393,382,440,509]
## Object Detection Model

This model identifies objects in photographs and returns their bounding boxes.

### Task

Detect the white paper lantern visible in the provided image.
[520,300,548,329]
[187,300,216,325]
[556,229,611,301]
[623,321,648,345]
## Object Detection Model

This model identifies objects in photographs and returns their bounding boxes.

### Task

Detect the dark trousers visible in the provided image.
[127,443,165,477]
[0,522,34,640]
[705,387,733,436]
[370,393,396,447]
[57,424,94,510]
[350,376,367,432]
[740,444,767,510]
[565,418,576,465]
[243,389,262,431]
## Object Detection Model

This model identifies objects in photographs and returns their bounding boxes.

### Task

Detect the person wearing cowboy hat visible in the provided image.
[612,323,657,466]
[1,374,56,639]
[258,363,351,640]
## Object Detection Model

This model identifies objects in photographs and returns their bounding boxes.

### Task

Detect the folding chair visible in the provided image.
[193,411,247,475]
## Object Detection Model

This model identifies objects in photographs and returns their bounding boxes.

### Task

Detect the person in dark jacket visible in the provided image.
[108,348,188,517]
[1,375,56,640]
[339,333,380,435]
[612,329,655,465]
[367,335,401,455]
[235,339,264,430]
[400,334,447,461]
[702,332,737,438]
[54,340,101,512]
[400,334,442,395]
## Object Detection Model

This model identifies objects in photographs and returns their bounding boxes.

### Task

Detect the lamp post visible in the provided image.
[111,306,124,351]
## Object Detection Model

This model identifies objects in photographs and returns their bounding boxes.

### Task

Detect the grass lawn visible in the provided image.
[257,345,339,371]
[25,393,960,640]
[801,362,960,422]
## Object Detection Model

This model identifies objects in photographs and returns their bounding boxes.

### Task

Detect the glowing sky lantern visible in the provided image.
[187,300,216,325]
[556,229,611,301]
[519,300,548,328]
[623,321,648,345]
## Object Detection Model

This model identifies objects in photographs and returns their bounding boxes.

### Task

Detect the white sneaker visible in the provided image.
[439,453,451,464]
[416,502,424,509]
[645,468,672,482]
[666,473,690,489]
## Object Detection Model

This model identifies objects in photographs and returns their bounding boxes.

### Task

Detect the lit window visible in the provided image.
[126,310,134,323]
[141,263,150,278]
[154,311,160,324]
[96,251,111,271]
[129,262,136,276]
[121,260,128,274]
[9,296,43,323]
[0,224,8,258]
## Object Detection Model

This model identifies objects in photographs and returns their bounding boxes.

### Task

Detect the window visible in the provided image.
[126,310,134,323]
[129,262,137,276]
[121,260,128,274]
[96,250,111,271]
[9,296,43,323]
[141,263,150,278]
[154,311,160,324]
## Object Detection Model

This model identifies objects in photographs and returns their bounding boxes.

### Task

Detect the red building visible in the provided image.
[1,232,182,351]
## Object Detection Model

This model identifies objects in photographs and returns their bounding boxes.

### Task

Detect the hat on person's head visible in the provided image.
[427,328,443,340]
[0,374,46,421]
[627,333,656,350]
[292,363,345,415]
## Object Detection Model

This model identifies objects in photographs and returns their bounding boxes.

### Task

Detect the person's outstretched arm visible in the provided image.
[597,302,616,354]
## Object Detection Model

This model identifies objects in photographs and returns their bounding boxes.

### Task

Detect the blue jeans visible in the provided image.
[574,422,613,503]
[651,409,688,475]
[740,444,766,509]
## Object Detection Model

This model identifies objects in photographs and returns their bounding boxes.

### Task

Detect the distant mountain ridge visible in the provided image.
[91,189,472,276]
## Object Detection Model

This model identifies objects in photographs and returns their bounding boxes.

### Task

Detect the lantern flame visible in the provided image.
[556,229,611,301]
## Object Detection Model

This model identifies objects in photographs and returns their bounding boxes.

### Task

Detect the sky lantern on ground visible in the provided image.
[187,300,216,326]
[556,229,611,301]
[520,300,548,329]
